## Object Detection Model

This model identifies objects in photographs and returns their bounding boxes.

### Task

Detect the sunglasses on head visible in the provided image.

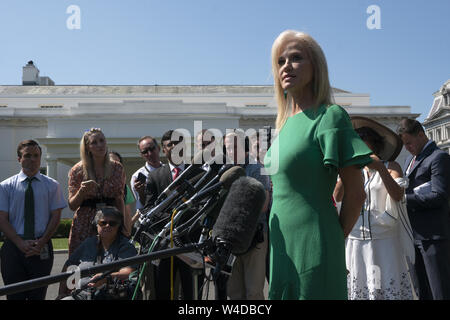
[97,220,120,227]
[140,144,157,154]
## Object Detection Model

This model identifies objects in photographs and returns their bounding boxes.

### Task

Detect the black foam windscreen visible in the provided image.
[218,166,246,189]
[211,176,266,255]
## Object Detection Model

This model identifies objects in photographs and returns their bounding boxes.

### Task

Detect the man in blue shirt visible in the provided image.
[0,139,67,300]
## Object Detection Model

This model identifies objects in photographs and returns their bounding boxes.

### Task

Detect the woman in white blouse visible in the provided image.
[334,117,417,300]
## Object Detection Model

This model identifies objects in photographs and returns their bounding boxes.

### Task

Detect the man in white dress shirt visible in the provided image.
[130,136,162,225]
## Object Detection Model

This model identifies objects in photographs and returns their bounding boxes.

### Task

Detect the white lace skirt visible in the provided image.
[346,238,418,300]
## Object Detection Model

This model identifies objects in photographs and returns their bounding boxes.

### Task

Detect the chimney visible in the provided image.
[22,60,54,86]
[22,61,39,85]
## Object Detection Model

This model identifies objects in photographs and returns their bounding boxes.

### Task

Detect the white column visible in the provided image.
[46,159,58,180]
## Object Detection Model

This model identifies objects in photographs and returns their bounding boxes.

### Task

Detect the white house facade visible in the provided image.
[0,64,420,218]
[423,79,450,155]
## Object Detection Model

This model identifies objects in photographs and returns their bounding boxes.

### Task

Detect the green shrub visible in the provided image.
[0,219,72,240]
[53,218,72,238]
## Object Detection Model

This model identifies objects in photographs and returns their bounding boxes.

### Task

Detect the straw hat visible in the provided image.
[351,116,403,161]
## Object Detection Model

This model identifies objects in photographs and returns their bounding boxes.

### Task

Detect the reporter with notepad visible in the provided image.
[398,118,450,300]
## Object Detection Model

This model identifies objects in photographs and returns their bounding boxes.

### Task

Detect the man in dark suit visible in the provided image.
[398,118,450,300]
[142,129,198,300]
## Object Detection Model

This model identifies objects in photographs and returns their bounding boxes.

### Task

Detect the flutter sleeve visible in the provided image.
[316,104,373,169]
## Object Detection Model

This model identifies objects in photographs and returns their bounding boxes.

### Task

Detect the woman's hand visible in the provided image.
[366,154,383,172]
[87,273,108,288]
[79,180,98,199]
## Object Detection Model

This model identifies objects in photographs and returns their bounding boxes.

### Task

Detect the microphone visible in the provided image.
[150,162,229,222]
[175,166,245,212]
[154,166,246,245]
[193,163,233,194]
[131,171,206,243]
[154,151,207,204]
[211,176,266,255]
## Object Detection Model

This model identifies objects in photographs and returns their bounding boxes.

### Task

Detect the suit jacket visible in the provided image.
[404,141,450,240]
[145,164,173,207]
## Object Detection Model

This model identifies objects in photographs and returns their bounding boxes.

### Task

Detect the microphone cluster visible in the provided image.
[131,150,267,277]
[0,152,267,298]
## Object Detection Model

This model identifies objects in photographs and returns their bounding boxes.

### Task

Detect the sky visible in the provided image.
[0,0,448,122]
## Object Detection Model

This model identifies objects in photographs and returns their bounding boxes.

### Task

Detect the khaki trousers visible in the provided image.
[227,232,268,300]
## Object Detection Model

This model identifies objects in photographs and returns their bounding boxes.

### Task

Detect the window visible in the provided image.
[40,105,63,109]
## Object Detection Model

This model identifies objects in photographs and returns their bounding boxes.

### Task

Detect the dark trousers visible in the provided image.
[414,240,450,300]
[154,257,198,300]
[0,239,54,300]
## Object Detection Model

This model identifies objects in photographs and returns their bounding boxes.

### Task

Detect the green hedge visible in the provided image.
[53,218,73,238]
[0,219,72,241]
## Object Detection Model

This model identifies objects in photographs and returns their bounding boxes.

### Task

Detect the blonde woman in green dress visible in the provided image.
[264,30,373,299]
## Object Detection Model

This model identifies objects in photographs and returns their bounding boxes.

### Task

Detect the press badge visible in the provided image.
[40,243,50,260]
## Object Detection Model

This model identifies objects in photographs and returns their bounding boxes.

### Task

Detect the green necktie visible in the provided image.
[24,177,35,240]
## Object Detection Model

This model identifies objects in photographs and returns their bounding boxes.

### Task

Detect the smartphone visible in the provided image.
[137,172,147,184]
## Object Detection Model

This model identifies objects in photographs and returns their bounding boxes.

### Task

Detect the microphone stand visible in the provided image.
[69,269,115,300]
[0,241,214,298]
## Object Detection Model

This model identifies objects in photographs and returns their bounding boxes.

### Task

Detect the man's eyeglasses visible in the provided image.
[140,145,157,154]
[97,220,120,227]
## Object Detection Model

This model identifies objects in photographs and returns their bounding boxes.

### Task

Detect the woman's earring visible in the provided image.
[284,90,288,99]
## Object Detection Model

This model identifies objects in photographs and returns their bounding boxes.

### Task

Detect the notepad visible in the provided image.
[413,181,431,195]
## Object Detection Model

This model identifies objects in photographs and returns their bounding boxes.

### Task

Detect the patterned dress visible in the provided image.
[68,161,125,256]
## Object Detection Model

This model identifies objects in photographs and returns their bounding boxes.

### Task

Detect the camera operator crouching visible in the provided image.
[56,206,139,300]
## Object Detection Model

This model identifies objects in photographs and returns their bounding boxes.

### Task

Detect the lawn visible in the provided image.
[0,238,68,250]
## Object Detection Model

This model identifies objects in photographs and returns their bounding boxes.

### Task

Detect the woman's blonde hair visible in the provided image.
[80,128,112,180]
[271,30,334,130]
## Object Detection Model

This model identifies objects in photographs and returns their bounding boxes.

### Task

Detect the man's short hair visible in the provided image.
[161,130,184,146]
[397,118,425,136]
[17,140,42,158]
[137,136,158,148]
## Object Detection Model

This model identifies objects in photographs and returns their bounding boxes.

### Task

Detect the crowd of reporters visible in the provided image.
[0,127,271,300]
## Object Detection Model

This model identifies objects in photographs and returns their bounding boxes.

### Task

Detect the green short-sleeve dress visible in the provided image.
[264,104,373,300]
